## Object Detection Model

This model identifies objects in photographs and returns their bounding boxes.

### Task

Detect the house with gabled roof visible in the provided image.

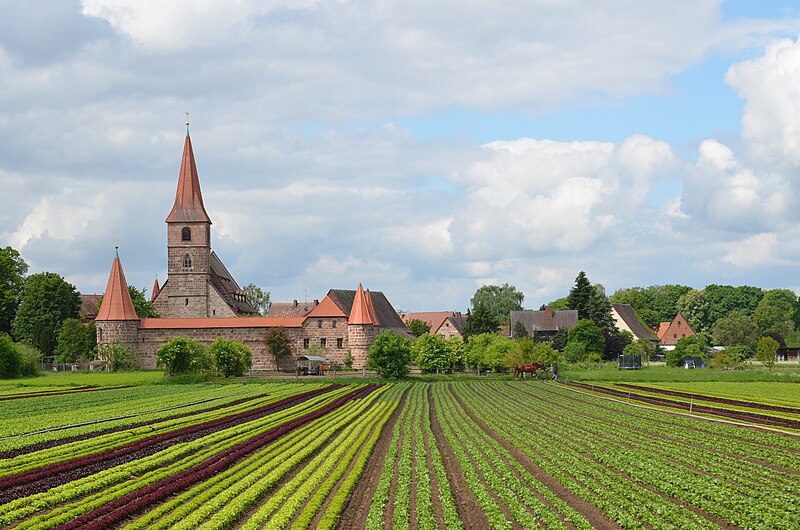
[657,313,695,346]
[509,306,578,340]
[95,128,405,370]
[611,304,659,346]
[402,311,466,340]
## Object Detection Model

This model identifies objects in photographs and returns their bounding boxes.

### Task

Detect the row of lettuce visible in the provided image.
[0,382,397,529]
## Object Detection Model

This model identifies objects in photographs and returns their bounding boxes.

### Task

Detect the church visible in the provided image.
[94,129,410,370]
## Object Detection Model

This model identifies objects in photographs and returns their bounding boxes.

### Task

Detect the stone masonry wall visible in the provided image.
[301,317,349,366]
[135,326,305,371]
[347,324,374,369]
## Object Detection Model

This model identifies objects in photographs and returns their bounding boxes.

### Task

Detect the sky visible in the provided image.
[3,1,800,313]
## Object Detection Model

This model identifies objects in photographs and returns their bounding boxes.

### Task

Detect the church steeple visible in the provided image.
[165,132,211,223]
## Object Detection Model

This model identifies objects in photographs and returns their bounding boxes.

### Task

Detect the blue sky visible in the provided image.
[3,1,800,312]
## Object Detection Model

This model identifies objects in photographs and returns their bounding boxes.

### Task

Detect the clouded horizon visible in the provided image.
[3,1,800,312]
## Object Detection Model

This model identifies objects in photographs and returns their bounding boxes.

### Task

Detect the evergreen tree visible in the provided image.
[566,271,615,333]
[462,302,499,338]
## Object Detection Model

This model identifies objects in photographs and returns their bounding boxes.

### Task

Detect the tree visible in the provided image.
[564,341,587,363]
[243,284,271,315]
[711,344,751,369]
[128,286,160,318]
[156,337,208,375]
[551,328,568,351]
[755,336,779,369]
[462,303,499,338]
[753,289,796,336]
[464,333,507,372]
[12,272,80,357]
[567,319,605,357]
[444,337,465,367]
[0,333,22,378]
[0,246,28,334]
[712,314,759,348]
[54,319,97,363]
[512,320,528,338]
[412,334,453,374]
[367,330,412,379]
[603,329,632,360]
[567,271,615,333]
[406,319,431,337]
[264,328,292,371]
[470,283,524,325]
[667,335,707,367]
[676,289,709,334]
[209,338,252,377]
[623,338,655,361]
[545,297,570,311]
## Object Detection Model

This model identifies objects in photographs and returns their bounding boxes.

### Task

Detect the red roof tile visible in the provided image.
[96,255,139,321]
[138,317,305,329]
[165,133,211,223]
[306,296,346,318]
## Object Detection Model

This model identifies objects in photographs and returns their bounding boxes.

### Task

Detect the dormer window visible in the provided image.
[182,227,191,241]
[183,254,192,270]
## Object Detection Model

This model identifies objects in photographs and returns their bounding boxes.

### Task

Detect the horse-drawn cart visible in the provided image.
[296,355,328,376]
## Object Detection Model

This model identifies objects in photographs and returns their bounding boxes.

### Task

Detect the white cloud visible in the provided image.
[8,191,108,249]
[721,233,779,268]
[727,37,800,169]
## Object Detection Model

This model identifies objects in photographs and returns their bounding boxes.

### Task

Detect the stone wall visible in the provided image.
[134,325,305,371]
[300,316,349,365]
[95,320,139,357]
[347,324,375,369]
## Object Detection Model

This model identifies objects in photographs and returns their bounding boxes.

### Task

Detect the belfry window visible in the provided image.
[182,227,191,241]
[183,254,192,270]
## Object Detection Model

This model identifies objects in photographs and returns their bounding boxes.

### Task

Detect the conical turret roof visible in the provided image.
[348,284,376,325]
[96,253,139,321]
[151,277,160,302]
[166,133,211,223]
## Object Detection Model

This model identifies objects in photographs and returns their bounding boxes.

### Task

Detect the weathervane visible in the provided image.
[185,111,190,132]
[113,236,120,258]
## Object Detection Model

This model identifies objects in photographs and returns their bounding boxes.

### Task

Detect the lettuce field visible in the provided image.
[1,380,798,529]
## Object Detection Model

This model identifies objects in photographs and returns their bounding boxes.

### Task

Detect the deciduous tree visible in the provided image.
[412,333,453,374]
[243,284,271,315]
[755,335,779,369]
[264,327,292,371]
[470,283,524,325]
[406,318,431,337]
[12,272,80,357]
[712,314,759,348]
[54,319,97,363]
[367,330,412,378]
[753,289,796,336]
[0,246,28,334]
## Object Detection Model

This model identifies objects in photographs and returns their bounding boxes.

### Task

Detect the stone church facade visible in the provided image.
[95,131,409,370]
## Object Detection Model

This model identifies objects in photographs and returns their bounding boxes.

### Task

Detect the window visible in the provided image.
[185,298,189,306]
[183,254,192,270]
[181,227,191,241]
[317,320,322,328]
[212,309,216,316]
[673,333,677,338]
[682,334,686,338]
[303,338,309,349]
[320,338,327,348]
[677,320,681,327]
[337,338,343,349]
[332,320,337,328]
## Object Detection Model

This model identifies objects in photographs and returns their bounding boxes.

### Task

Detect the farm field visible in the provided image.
[1,379,799,529]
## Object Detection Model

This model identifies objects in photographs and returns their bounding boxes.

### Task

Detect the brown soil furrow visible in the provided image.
[616,383,800,414]
[336,387,408,530]
[429,385,490,530]
[449,385,622,530]
[423,387,447,530]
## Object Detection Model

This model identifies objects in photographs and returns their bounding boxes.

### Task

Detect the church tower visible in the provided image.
[163,131,213,317]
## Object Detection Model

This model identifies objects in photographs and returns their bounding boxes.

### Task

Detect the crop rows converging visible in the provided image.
[0,381,399,530]
[2,379,798,529]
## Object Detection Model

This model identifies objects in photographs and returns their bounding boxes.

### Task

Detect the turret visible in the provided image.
[347,284,377,368]
[95,250,140,356]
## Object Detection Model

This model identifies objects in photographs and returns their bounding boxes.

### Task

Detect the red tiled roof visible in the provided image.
[80,294,102,320]
[348,284,375,325]
[306,296,346,318]
[138,317,305,329]
[165,133,211,223]
[96,255,139,321]
[365,290,380,325]
[403,312,463,333]
[268,301,316,318]
[657,322,670,339]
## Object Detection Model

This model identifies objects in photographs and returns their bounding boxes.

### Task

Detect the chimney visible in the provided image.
[545,306,554,318]
[293,300,298,307]
[313,299,319,306]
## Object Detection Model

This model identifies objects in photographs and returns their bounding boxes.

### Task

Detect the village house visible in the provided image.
[509,306,578,340]
[94,130,408,370]
[657,313,695,346]
[402,312,466,340]
[611,303,659,347]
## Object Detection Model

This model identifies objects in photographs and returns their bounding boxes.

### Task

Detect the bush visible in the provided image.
[367,330,412,379]
[209,338,252,377]
[14,342,40,376]
[156,337,208,376]
[667,335,707,367]
[756,336,779,369]
[564,340,588,363]
[412,333,452,373]
[54,319,97,363]
[97,341,137,371]
[0,333,22,378]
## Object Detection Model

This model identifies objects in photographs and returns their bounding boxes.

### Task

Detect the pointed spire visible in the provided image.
[96,253,139,321]
[348,284,375,325]
[165,132,211,223]
[151,276,160,302]
[365,289,380,325]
